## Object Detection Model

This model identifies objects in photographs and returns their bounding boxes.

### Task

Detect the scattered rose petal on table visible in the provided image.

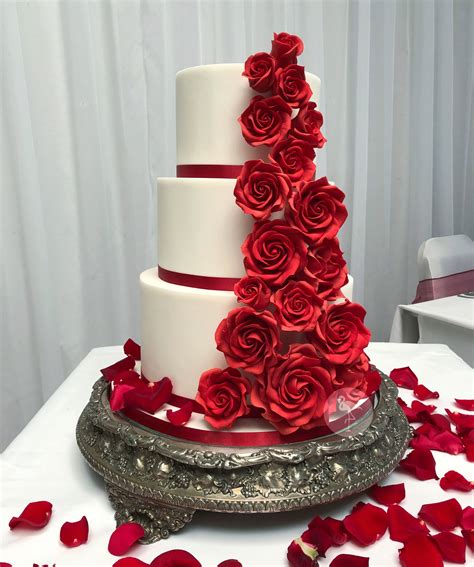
[460,429,474,461]
[390,367,418,389]
[125,376,173,414]
[8,501,53,530]
[342,502,387,546]
[123,338,141,360]
[167,401,193,426]
[0,563,13,567]
[455,399,474,411]
[446,409,474,433]
[387,504,429,543]
[425,412,452,431]
[287,538,319,567]
[398,534,443,567]
[413,384,439,401]
[113,559,150,567]
[410,427,464,455]
[329,554,368,567]
[60,515,89,547]
[307,516,349,546]
[432,531,467,564]
[300,526,333,557]
[150,550,202,567]
[440,470,474,492]
[368,482,405,506]
[101,356,135,382]
[217,561,243,567]
[397,399,436,423]
[461,506,474,530]
[108,522,145,557]
[109,382,137,412]
[461,528,474,551]
[418,498,463,531]
[399,448,438,480]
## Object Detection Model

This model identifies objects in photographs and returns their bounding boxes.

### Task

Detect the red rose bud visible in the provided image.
[389,367,418,389]
[311,300,370,366]
[432,531,467,564]
[269,135,315,187]
[369,482,406,506]
[9,500,53,530]
[275,64,312,108]
[303,238,348,301]
[387,504,429,543]
[418,498,463,531]
[242,52,276,92]
[272,280,323,332]
[196,367,251,429]
[399,448,438,480]
[234,160,292,221]
[292,102,327,148]
[234,275,271,310]
[242,219,307,288]
[271,32,304,67]
[238,95,292,146]
[398,534,443,567]
[251,343,335,435]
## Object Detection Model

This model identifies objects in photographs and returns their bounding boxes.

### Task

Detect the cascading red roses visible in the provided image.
[233,160,292,221]
[269,135,316,187]
[215,306,280,374]
[286,177,348,243]
[275,64,312,108]
[242,219,307,287]
[242,52,276,92]
[272,280,323,331]
[333,352,370,390]
[238,95,292,146]
[196,367,251,429]
[271,32,304,67]
[293,101,327,148]
[251,343,334,434]
[303,238,349,300]
[311,300,371,365]
[234,276,271,310]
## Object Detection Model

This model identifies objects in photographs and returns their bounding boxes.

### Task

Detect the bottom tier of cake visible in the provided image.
[140,268,354,399]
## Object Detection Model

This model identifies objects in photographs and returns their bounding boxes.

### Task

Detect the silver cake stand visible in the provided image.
[76,371,411,544]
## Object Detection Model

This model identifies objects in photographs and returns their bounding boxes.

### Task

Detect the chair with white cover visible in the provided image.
[413,235,474,303]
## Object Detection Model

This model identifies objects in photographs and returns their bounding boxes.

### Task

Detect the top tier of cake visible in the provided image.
[176,63,321,166]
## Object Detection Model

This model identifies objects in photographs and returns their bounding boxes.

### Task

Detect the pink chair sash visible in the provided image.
[413,269,474,303]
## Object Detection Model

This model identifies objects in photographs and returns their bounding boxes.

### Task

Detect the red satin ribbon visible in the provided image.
[177,164,243,178]
[120,396,375,447]
[158,266,239,291]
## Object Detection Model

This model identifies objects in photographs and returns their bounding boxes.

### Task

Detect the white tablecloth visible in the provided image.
[1,344,473,567]
[390,295,474,367]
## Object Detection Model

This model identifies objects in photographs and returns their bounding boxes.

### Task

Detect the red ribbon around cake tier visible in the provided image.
[177,164,243,178]
[158,266,239,291]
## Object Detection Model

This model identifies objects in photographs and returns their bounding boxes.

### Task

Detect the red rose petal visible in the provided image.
[369,482,406,506]
[461,430,474,461]
[390,367,418,389]
[217,561,243,567]
[399,449,438,480]
[387,504,430,543]
[363,369,381,397]
[101,356,135,382]
[307,516,348,546]
[9,501,53,530]
[398,534,443,567]
[425,412,452,431]
[329,555,368,567]
[113,560,149,567]
[432,531,466,564]
[125,376,173,414]
[150,550,202,567]
[398,399,436,423]
[411,428,464,455]
[0,563,13,567]
[110,383,137,412]
[462,528,474,551]
[343,502,387,546]
[60,515,89,547]
[108,522,145,557]
[287,539,318,567]
[440,470,473,492]
[124,339,141,361]
[413,384,439,401]
[455,399,474,411]
[446,409,474,433]
[166,401,193,426]
[301,526,333,557]
[461,506,474,530]
[419,498,463,531]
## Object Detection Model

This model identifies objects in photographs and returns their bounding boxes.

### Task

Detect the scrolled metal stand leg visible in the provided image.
[106,482,195,543]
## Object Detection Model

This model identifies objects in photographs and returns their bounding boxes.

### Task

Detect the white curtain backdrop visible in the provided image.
[2,0,473,450]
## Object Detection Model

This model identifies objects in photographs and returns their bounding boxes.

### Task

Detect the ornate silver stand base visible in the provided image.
[76,371,411,544]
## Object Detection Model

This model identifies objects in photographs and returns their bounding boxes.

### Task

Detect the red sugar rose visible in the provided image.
[215,307,280,374]
[196,367,251,430]
[242,219,307,288]
[269,135,316,187]
[238,95,292,147]
[251,343,334,435]
[271,32,304,67]
[275,64,312,108]
[333,353,370,390]
[234,160,292,221]
[293,102,327,148]
[242,52,276,92]
[303,238,348,300]
[311,300,371,365]
[234,276,271,310]
[272,280,323,331]
[286,177,348,244]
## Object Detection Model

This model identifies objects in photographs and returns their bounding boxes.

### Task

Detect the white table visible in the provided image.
[1,344,473,567]
[390,295,474,367]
